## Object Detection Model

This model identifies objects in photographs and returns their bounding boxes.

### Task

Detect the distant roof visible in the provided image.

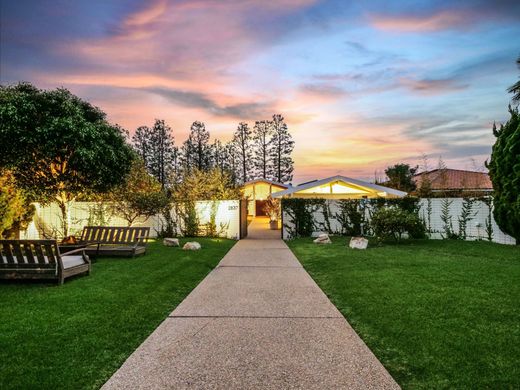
[413,169,492,191]
[272,175,407,198]
[242,178,290,189]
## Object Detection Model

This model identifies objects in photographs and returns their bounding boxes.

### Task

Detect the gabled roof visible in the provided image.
[271,175,407,198]
[243,178,290,189]
[412,169,492,191]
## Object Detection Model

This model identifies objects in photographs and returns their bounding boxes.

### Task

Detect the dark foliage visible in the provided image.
[486,106,520,243]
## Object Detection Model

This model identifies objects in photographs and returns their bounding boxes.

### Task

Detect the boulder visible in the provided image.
[313,233,332,244]
[163,238,180,247]
[349,237,368,250]
[311,231,327,238]
[183,241,201,250]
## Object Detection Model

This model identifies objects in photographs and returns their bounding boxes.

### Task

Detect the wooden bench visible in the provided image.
[79,226,150,258]
[0,240,91,285]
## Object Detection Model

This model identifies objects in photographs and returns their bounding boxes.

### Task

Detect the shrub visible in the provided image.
[371,207,426,242]
[281,198,324,238]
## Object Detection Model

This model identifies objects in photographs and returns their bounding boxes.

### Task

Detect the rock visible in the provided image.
[183,241,201,250]
[349,237,368,250]
[163,238,180,247]
[313,233,332,244]
[311,231,327,238]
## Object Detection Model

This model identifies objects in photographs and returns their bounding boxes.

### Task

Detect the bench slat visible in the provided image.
[12,243,25,264]
[44,244,56,264]
[34,244,47,264]
[2,243,15,264]
[23,243,36,263]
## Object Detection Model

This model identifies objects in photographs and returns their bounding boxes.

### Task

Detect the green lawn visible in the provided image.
[0,238,235,390]
[287,238,520,389]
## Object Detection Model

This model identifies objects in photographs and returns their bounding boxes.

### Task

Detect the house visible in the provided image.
[241,179,290,216]
[412,169,493,195]
[271,175,407,199]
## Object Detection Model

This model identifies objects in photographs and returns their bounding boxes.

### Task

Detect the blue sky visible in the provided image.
[1,0,519,182]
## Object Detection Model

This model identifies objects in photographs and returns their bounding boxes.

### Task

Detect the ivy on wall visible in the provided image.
[281,198,324,238]
[282,197,422,238]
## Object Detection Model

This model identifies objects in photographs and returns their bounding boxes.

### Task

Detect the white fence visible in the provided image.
[21,200,242,240]
[282,198,516,245]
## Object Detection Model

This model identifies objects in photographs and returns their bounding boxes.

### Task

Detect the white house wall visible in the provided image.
[22,200,241,240]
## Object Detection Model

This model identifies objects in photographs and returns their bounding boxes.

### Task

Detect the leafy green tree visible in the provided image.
[507,55,520,104]
[0,83,134,237]
[384,163,418,192]
[0,170,33,237]
[109,160,169,226]
[486,106,520,244]
[269,114,294,183]
[174,168,240,202]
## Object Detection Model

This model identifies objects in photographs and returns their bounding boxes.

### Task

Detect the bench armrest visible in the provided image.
[61,248,86,256]
[60,248,91,265]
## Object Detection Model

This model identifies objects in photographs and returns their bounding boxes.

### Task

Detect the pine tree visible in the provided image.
[182,121,211,174]
[252,120,272,179]
[232,122,252,183]
[132,126,152,168]
[211,139,226,171]
[269,114,294,183]
[147,119,175,188]
[224,141,240,186]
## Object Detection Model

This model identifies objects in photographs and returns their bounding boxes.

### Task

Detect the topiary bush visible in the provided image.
[486,106,520,244]
[371,206,426,242]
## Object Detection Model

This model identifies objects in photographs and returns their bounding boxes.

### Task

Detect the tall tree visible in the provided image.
[211,139,226,171]
[232,122,252,183]
[147,119,175,188]
[0,83,134,236]
[384,163,418,192]
[132,126,152,167]
[224,141,240,186]
[182,121,211,172]
[252,120,272,179]
[486,106,520,244]
[507,55,520,104]
[269,114,294,183]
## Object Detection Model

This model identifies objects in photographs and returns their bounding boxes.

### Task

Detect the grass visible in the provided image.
[0,238,235,390]
[287,238,520,389]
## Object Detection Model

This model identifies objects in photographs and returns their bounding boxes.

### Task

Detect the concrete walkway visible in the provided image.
[103,218,399,389]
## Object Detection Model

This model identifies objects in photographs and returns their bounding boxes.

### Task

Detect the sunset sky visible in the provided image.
[1,0,519,183]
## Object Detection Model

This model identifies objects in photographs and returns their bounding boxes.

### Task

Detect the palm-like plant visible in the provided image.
[507,55,520,104]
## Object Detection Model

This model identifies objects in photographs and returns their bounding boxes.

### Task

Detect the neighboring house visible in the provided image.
[271,175,407,199]
[241,179,290,216]
[412,169,493,195]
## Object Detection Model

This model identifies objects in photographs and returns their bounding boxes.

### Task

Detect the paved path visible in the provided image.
[103,218,399,389]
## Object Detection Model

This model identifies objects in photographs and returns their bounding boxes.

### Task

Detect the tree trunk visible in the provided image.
[57,199,70,238]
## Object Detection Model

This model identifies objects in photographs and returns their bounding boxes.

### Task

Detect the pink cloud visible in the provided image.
[398,77,469,95]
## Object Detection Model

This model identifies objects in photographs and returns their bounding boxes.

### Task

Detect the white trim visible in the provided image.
[271,175,407,198]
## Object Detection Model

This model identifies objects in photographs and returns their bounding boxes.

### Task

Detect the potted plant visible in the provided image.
[264,197,280,230]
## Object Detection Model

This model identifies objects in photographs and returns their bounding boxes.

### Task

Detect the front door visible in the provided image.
[255,200,268,216]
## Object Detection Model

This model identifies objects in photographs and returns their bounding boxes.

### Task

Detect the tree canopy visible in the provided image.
[486,106,520,244]
[384,163,418,192]
[507,55,520,104]
[109,159,169,226]
[0,82,135,236]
